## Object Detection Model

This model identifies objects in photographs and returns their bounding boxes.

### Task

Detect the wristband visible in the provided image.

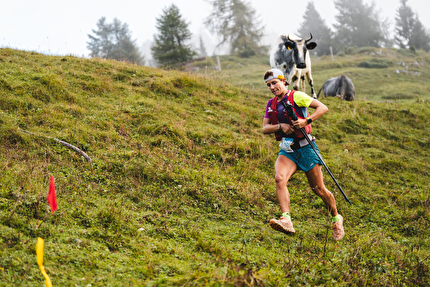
[278,123,281,131]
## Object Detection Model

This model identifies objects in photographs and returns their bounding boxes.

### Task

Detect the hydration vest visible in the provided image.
[268,90,312,141]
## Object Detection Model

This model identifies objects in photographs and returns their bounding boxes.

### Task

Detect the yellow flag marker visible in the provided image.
[36,237,53,287]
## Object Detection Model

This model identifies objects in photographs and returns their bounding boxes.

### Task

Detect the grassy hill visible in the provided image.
[192,47,430,103]
[0,47,430,286]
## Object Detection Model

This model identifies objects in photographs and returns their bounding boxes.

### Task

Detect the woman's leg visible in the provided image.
[274,154,297,213]
[306,164,345,240]
[270,154,298,234]
[305,164,338,217]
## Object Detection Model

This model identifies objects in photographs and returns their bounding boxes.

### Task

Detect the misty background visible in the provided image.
[1,0,429,66]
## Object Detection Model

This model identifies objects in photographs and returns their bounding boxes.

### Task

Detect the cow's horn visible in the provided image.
[305,33,313,43]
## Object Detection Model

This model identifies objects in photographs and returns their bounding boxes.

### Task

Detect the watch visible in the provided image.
[306,117,313,124]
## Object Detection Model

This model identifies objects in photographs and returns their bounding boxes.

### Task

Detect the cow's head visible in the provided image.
[282,34,317,69]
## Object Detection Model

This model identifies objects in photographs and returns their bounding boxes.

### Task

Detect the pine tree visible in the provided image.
[409,18,430,52]
[297,2,333,56]
[394,0,430,51]
[199,36,208,58]
[394,0,415,48]
[87,17,143,64]
[204,0,264,57]
[151,5,196,66]
[333,0,385,49]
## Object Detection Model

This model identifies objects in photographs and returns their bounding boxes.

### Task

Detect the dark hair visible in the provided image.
[264,70,273,81]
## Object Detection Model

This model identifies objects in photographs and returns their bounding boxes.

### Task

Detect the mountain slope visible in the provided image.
[1,48,429,286]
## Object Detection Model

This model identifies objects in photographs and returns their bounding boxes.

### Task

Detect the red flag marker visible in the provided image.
[47,176,57,214]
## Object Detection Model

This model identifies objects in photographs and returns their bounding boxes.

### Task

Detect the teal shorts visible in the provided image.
[278,142,323,172]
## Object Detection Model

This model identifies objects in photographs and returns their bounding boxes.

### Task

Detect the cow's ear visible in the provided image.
[306,42,317,50]
[284,41,294,50]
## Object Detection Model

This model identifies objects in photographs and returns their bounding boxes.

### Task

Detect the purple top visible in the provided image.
[264,95,289,123]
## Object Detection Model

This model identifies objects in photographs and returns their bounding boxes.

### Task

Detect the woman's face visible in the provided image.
[266,78,287,97]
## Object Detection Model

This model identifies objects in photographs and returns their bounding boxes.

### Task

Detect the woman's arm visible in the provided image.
[292,99,328,129]
[263,118,294,135]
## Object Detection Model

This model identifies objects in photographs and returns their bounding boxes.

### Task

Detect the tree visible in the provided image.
[409,18,430,52]
[204,0,264,57]
[297,2,333,56]
[380,17,394,50]
[151,5,196,66]
[394,0,430,51]
[394,0,415,48]
[87,17,143,64]
[199,36,208,57]
[333,0,385,50]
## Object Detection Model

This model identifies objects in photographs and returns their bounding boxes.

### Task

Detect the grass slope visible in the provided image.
[1,48,430,286]
[195,47,430,103]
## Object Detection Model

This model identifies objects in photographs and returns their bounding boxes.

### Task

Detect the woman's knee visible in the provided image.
[275,172,287,184]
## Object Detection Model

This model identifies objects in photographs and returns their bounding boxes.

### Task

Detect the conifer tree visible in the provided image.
[333,0,385,49]
[409,18,430,52]
[205,0,264,57]
[297,2,333,56]
[199,36,208,58]
[151,5,196,66]
[394,0,415,48]
[87,17,143,64]
[394,0,430,51]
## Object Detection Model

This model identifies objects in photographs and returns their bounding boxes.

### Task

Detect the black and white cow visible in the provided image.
[270,34,317,98]
[317,75,355,101]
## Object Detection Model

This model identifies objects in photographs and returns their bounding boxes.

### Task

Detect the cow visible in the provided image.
[270,33,317,98]
[317,75,355,101]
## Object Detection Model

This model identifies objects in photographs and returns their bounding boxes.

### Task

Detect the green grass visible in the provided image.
[198,47,430,104]
[1,47,430,286]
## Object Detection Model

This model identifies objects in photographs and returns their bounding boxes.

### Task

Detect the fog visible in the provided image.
[1,0,429,60]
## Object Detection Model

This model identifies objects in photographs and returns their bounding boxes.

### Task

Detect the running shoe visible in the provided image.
[269,217,295,234]
[332,214,345,241]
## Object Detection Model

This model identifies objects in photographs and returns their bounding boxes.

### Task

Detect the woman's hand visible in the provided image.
[281,123,295,134]
[291,118,307,129]
[290,99,328,130]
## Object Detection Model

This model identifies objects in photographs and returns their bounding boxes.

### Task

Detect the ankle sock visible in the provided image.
[332,214,341,223]
[281,212,291,220]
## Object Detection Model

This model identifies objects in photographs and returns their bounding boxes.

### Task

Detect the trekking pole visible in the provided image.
[281,101,352,205]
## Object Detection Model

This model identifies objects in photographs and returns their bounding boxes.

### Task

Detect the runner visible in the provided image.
[262,68,345,240]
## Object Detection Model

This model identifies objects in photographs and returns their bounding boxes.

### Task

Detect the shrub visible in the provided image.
[358,58,393,68]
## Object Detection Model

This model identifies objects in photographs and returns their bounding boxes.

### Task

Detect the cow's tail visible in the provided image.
[317,86,323,98]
